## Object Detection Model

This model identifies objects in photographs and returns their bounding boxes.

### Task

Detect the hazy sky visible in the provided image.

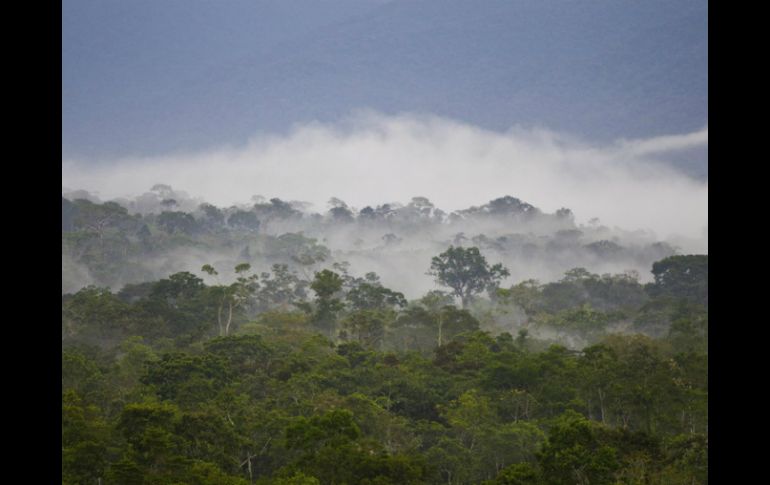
[63,0,707,162]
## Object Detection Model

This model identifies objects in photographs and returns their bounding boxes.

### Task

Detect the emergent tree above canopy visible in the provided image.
[428,246,510,307]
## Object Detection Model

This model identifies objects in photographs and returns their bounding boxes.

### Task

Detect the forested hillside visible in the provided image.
[62,190,707,484]
[63,187,677,297]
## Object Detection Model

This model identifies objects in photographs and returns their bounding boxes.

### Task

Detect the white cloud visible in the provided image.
[615,126,708,157]
[62,112,707,250]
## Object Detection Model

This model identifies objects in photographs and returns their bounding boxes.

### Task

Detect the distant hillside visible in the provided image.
[62,190,678,296]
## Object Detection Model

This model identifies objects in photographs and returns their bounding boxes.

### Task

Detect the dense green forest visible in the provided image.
[62,191,707,484]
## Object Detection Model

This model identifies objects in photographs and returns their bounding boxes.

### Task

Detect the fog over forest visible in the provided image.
[63,189,695,297]
[63,114,707,245]
[63,175,708,483]
[63,114,706,300]
[62,3,707,482]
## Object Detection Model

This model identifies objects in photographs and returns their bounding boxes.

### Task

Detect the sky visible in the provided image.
[62,0,707,250]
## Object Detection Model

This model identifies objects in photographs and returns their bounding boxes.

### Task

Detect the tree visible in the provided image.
[255,264,309,312]
[492,462,541,484]
[425,436,474,484]
[340,310,388,349]
[428,246,510,307]
[139,271,213,341]
[63,286,132,343]
[500,279,542,317]
[338,274,406,349]
[204,334,273,374]
[198,203,225,226]
[578,344,619,424]
[251,198,302,232]
[328,198,355,223]
[647,255,708,306]
[393,292,476,351]
[72,199,134,237]
[62,391,109,484]
[537,410,620,485]
[305,269,345,339]
[202,264,259,336]
[141,353,232,405]
[157,210,199,235]
[227,210,261,232]
[346,277,407,311]
[267,233,331,278]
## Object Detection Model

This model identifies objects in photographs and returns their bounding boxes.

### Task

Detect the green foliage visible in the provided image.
[62,390,110,484]
[71,198,135,234]
[286,409,361,451]
[269,233,330,267]
[310,269,343,299]
[256,264,309,311]
[341,309,390,349]
[347,281,407,311]
[204,334,273,373]
[141,353,233,406]
[62,349,108,403]
[228,210,261,231]
[199,203,225,227]
[63,286,132,342]
[534,303,612,341]
[307,269,346,338]
[61,251,707,484]
[647,255,708,306]
[491,462,540,484]
[537,411,619,485]
[270,472,321,485]
[429,246,510,307]
[157,210,199,234]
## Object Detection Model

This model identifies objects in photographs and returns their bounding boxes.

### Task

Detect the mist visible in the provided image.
[62,113,707,250]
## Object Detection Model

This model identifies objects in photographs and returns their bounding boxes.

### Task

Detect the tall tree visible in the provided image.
[306,269,345,339]
[647,255,708,306]
[202,263,259,336]
[428,246,510,307]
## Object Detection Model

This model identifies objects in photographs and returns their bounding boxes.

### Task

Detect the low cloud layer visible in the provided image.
[62,112,707,251]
